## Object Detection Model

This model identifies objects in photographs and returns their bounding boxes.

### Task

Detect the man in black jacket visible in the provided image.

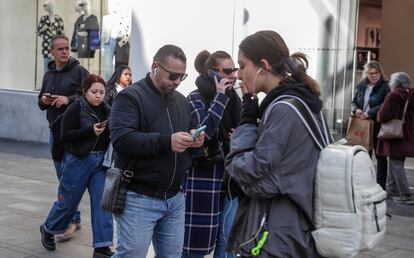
[37,35,88,240]
[110,44,204,258]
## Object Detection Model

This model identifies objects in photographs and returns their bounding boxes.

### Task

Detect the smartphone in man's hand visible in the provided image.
[191,125,207,140]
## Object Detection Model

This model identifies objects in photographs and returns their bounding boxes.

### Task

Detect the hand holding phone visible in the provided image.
[96,120,107,129]
[191,125,207,140]
[208,70,224,83]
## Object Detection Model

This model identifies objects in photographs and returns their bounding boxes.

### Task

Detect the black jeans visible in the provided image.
[376,154,388,190]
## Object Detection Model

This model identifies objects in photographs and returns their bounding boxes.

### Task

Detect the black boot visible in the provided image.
[93,247,114,258]
[40,225,55,251]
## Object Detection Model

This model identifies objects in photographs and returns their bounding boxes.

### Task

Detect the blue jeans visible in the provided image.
[43,152,113,248]
[102,37,117,81]
[48,132,81,224]
[213,197,238,258]
[113,191,185,258]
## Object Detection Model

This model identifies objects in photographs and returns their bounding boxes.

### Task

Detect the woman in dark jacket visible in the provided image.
[40,75,114,258]
[102,65,131,168]
[377,72,414,204]
[351,61,390,190]
[225,30,327,257]
[183,50,241,258]
[104,65,132,106]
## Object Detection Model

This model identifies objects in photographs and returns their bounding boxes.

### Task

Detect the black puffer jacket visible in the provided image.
[61,97,111,157]
[103,83,118,106]
[38,57,89,126]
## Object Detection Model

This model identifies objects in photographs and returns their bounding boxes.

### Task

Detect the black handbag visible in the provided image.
[192,141,224,167]
[100,167,134,215]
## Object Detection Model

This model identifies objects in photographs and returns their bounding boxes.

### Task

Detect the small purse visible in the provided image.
[378,99,409,140]
[192,141,224,168]
[100,167,134,215]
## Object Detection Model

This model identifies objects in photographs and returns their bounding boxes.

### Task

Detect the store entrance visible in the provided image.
[356,0,383,82]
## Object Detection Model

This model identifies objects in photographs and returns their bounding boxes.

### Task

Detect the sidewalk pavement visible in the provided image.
[0,138,413,258]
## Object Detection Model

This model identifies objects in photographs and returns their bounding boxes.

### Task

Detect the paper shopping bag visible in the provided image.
[346,115,374,150]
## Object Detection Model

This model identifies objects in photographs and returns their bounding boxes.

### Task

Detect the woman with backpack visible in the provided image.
[224,30,328,257]
[40,74,114,258]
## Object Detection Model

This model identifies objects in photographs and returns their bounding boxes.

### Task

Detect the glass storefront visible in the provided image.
[0,0,359,139]
[0,0,131,91]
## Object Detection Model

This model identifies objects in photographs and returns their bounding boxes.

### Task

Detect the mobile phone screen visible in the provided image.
[192,125,207,140]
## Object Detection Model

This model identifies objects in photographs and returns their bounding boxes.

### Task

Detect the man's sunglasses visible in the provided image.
[211,68,239,75]
[157,63,188,81]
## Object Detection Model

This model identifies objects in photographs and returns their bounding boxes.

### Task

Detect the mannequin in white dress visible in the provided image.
[101,0,131,80]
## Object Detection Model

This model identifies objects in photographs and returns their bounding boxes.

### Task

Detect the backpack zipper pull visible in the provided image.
[374,204,380,232]
[251,230,269,256]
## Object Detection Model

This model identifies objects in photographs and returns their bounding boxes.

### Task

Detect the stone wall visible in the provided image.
[0,90,49,143]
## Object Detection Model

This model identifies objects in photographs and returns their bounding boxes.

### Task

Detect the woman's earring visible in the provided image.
[154,68,158,75]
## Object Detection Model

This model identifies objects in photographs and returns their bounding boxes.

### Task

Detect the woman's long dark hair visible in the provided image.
[106,65,131,88]
[239,30,320,96]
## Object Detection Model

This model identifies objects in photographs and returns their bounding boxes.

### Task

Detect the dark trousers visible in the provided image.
[375,154,388,190]
[371,121,388,190]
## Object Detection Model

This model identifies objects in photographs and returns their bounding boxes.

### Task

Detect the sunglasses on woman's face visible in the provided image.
[157,63,188,81]
[211,68,239,75]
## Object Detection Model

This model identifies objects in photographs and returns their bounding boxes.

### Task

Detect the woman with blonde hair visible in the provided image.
[351,61,390,190]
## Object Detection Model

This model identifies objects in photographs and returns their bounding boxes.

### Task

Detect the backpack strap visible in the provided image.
[263,95,332,151]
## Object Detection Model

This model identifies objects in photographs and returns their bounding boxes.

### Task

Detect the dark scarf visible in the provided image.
[259,83,323,118]
[195,74,241,151]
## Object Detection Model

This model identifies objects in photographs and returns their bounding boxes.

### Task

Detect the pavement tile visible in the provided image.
[377,249,414,258]
[1,138,414,258]
[358,244,397,257]
[0,247,30,258]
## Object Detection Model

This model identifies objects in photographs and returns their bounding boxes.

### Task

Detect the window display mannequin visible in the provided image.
[37,0,64,73]
[70,0,100,58]
[101,0,131,80]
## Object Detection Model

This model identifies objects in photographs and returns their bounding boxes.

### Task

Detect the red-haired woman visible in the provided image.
[40,74,114,258]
